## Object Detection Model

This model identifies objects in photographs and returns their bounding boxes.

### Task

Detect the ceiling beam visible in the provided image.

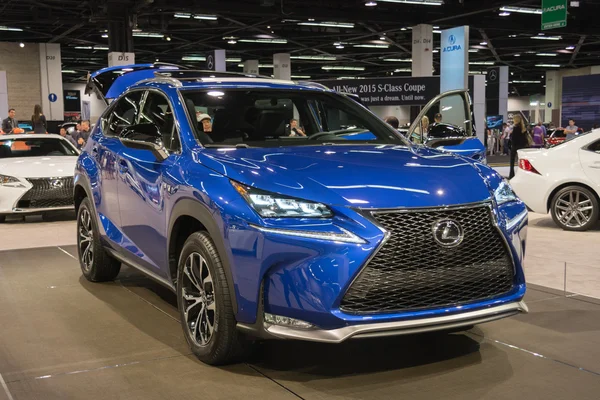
[568,35,586,66]
[49,23,85,43]
[478,28,525,71]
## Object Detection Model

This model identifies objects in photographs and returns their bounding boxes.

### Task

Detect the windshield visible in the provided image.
[181,89,408,147]
[0,138,78,158]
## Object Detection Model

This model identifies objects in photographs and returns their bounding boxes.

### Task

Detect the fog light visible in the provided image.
[264,313,314,329]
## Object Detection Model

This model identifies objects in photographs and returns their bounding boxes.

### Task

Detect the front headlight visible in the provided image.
[494,179,518,205]
[0,174,24,187]
[231,181,333,218]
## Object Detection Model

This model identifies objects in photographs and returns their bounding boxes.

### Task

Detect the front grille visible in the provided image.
[16,177,74,209]
[340,203,515,314]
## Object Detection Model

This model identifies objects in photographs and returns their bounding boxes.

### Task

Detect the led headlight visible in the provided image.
[494,179,518,205]
[0,174,24,188]
[231,181,333,218]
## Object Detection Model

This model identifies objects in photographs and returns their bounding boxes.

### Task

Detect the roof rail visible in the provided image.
[154,69,275,81]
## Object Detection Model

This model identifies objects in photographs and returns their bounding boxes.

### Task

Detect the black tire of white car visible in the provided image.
[551,186,600,232]
[77,197,121,281]
[177,231,250,365]
[0,215,5,223]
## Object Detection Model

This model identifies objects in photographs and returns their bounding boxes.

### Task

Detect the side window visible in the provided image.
[587,139,600,154]
[408,93,471,144]
[107,91,143,137]
[140,92,179,151]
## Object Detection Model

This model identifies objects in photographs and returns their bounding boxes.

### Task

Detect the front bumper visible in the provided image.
[0,177,75,215]
[240,300,528,343]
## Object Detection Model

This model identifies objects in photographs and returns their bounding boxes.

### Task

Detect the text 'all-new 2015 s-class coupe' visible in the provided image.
[75,64,528,365]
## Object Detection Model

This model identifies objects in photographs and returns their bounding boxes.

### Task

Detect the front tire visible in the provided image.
[177,231,249,365]
[0,215,5,223]
[77,197,121,281]
[551,186,599,231]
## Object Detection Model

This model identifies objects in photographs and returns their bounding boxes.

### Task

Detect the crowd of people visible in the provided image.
[1,105,92,150]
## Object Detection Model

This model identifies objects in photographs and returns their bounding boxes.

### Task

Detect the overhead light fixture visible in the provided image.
[499,11,511,16]
[291,55,337,60]
[101,33,109,38]
[94,46,109,50]
[353,44,389,48]
[238,38,287,44]
[61,70,77,74]
[133,32,165,38]
[432,49,439,53]
[469,70,488,75]
[382,58,412,62]
[536,64,561,68]
[469,61,495,65]
[433,26,440,29]
[365,1,378,6]
[536,53,557,56]
[480,41,488,45]
[394,68,412,72]
[182,56,206,61]
[207,91,225,97]
[322,66,365,71]
[512,80,541,84]
[514,53,521,57]
[291,75,312,79]
[336,45,345,49]
[19,42,24,48]
[298,21,355,28]
[74,46,93,50]
[377,0,443,5]
[531,35,562,40]
[0,26,23,31]
[166,36,172,41]
[226,58,242,62]
[499,6,542,14]
[468,49,479,53]
[566,46,575,50]
[237,63,274,68]
[173,12,218,20]
[433,30,442,34]
[174,13,191,18]
[228,40,237,44]
[380,36,386,40]
[508,34,518,38]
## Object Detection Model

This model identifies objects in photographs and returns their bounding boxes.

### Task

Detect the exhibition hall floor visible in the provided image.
[1,214,599,399]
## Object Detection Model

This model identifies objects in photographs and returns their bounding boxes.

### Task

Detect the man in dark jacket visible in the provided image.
[2,109,18,134]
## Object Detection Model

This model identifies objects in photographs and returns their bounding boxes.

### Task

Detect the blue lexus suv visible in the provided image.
[75,64,528,365]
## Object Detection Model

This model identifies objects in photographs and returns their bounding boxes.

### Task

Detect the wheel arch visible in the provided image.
[547,181,600,214]
[167,198,238,315]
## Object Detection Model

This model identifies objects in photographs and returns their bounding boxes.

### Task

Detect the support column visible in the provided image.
[472,75,486,145]
[107,1,134,66]
[39,43,64,121]
[545,71,560,124]
[243,60,259,75]
[273,53,291,80]
[440,26,469,92]
[486,66,509,123]
[206,50,226,72]
[411,24,433,77]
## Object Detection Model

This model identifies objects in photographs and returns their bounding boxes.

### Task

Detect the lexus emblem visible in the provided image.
[207,55,214,70]
[432,219,464,248]
[50,179,64,189]
[488,69,498,81]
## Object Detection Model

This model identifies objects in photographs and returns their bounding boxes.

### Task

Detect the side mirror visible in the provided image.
[119,123,169,161]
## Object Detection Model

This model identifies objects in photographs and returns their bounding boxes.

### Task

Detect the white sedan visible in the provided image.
[511,129,600,231]
[0,134,79,222]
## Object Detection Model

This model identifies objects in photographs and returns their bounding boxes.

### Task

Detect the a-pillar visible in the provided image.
[106,0,135,66]
[411,24,433,77]
[273,53,291,80]
[243,60,259,75]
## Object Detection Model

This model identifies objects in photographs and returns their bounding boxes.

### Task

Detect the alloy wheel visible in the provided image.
[182,252,216,347]
[78,208,94,272]
[554,190,594,229]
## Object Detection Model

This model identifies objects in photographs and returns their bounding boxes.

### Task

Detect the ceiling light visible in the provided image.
[537,53,557,56]
[174,13,218,20]
[93,46,109,50]
[291,75,312,79]
[291,55,337,60]
[531,35,562,40]
[433,26,440,29]
[432,49,439,53]
[353,44,389,48]
[514,54,521,57]
[298,21,355,28]
[226,58,242,62]
[61,70,76,73]
[228,40,237,44]
[469,61,495,65]
[101,33,109,38]
[401,27,407,31]
[500,6,542,14]
[207,91,225,97]
[433,30,442,34]
[336,45,345,49]
[155,58,159,62]
[377,0,443,5]
[0,26,23,31]
[508,34,517,38]
[74,46,93,50]
[480,42,488,45]
[365,1,378,6]
[380,36,386,40]
[536,64,561,68]
[19,42,24,48]
[174,13,191,18]
[238,38,287,44]
[237,64,274,68]
[394,68,412,72]
[469,71,488,75]
[566,46,575,50]
[513,80,541,84]
[499,11,511,16]
[182,56,206,61]
[322,66,365,71]
[382,58,412,62]
[133,32,165,38]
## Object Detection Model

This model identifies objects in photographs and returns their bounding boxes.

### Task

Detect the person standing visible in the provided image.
[31,104,47,134]
[59,127,78,148]
[384,116,399,129]
[532,122,544,148]
[564,119,579,141]
[2,108,18,134]
[509,115,528,179]
[72,120,91,149]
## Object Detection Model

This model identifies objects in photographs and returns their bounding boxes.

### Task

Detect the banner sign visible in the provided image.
[542,0,567,30]
[63,90,81,112]
[319,76,440,106]
[440,26,469,93]
[108,52,135,67]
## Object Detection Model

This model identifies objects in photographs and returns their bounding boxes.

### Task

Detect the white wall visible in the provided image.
[508,96,530,111]
[370,105,411,125]
[0,42,42,120]
[63,82,107,123]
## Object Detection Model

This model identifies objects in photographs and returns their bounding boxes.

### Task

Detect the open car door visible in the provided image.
[85,63,185,105]
[406,89,486,163]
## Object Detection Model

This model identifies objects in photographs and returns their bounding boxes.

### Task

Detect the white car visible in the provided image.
[0,134,79,222]
[511,129,600,231]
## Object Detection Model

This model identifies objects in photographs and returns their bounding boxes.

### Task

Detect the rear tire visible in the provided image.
[177,231,251,365]
[551,185,599,231]
[0,215,5,223]
[77,197,121,281]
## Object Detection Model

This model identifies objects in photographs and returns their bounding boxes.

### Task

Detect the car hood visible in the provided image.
[0,156,77,178]
[197,144,493,209]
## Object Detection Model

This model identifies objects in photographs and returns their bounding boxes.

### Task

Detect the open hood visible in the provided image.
[85,63,185,104]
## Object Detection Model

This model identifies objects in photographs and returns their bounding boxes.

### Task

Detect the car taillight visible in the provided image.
[519,159,540,174]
